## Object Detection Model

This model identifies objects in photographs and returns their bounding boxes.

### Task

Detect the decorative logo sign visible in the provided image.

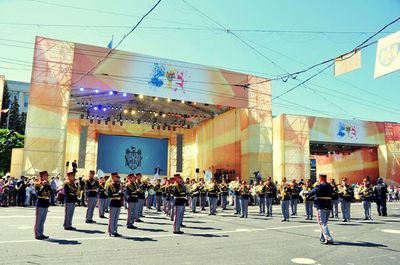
[336,121,357,140]
[148,63,186,93]
[125,146,142,170]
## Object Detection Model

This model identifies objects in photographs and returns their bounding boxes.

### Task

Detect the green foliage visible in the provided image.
[8,96,20,132]
[0,129,24,175]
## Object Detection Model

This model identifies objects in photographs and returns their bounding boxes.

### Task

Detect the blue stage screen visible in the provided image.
[97,134,168,175]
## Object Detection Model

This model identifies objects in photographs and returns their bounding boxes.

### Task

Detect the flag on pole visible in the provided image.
[334,49,362,77]
[107,35,114,49]
[374,31,400,79]
[1,109,9,113]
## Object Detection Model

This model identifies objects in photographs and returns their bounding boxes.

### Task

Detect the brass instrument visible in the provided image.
[255,184,265,194]
[229,181,240,192]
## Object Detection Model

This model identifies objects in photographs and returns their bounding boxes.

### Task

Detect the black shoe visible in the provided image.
[330,215,334,218]
[110,233,122,237]
[342,219,348,222]
[141,215,145,218]
[282,219,287,222]
[181,224,186,227]
[64,227,76,230]
[240,216,244,218]
[136,219,143,223]
[35,235,48,240]
[305,218,310,220]
[291,213,295,216]
[85,220,96,223]
[173,231,184,234]
[99,215,106,218]
[127,225,137,229]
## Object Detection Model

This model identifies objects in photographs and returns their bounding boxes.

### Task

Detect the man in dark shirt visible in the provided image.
[125,173,138,229]
[374,177,388,216]
[307,174,334,244]
[107,172,123,237]
[85,170,99,223]
[172,174,187,234]
[63,172,78,230]
[34,171,51,240]
[97,176,108,218]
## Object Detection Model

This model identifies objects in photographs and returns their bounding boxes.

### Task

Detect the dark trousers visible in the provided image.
[376,197,387,216]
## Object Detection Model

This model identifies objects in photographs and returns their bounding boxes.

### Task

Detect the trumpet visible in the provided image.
[229,181,240,191]
[255,184,265,194]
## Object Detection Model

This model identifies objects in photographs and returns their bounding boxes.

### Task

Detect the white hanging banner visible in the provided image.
[374,31,400,78]
[334,49,362,77]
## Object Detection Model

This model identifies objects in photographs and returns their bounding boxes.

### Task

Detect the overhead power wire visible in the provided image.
[72,0,163,87]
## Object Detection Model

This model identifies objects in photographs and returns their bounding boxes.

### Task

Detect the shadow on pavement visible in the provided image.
[73,228,105,234]
[120,236,157,242]
[142,221,170,226]
[46,238,82,245]
[334,223,362,226]
[335,241,388,248]
[185,226,222,231]
[137,227,167,232]
[185,233,228,238]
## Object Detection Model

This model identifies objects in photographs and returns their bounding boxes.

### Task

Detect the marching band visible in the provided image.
[32,169,389,245]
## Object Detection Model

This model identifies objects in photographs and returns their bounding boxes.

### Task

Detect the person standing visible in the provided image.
[374,177,388,216]
[154,165,163,180]
[199,178,207,211]
[302,179,314,220]
[207,178,219,215]
[85,170,99,223]
[338,177,354,222]
[189,180,200,213]
[256,180,266,214]
[359,178,374,220]
[290,179,301,216]
[16,176,26,207]
[107,172,123,237]
[172,174,187,234]
[34,171,51,240]
[50,176,58,206]
[219,179,229,210]
[265,177,276,217]
[125,174,138,229]
[279,177,291,222]
[239,181,250,218]
[154,179,163,212]
[232,176,242,215]
[307,174,334,244]
[98,176,108,218]
[330,179,339,218]
[136,174,146,220]
[72,160,78,176]
[63,172,78,230]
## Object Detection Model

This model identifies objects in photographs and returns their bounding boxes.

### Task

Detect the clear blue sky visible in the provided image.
[0,0,399,122]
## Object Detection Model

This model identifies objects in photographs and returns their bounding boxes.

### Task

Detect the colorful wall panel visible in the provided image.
[314,148,379,184]
[23,37,74,176]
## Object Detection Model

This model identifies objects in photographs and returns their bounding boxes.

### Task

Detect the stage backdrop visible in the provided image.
[97,134,168,175]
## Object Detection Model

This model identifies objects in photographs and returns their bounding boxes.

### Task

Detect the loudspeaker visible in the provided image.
[176,134,183,172]
[196,168,200,173]
[78,126,88,168]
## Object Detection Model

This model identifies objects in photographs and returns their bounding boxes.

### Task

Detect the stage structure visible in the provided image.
[273,114,400,185]
[15,36,272,180]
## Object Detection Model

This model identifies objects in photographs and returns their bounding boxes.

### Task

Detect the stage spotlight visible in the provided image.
[154,97,158,101]
[137,119,141,124]
[131,110,136,115]
[162,126,166,130]
[154,113,158,117]
[173,127,176,131]
[123,109,128,114]
[79,87,84,92]
[167,98,171,103]
[168,126,171,131]
[139,94,144,99]
[151,125,155,129]
[90,119,93,124]
[111,106,115,110]
[97,120,101,124]
[109,91,114,95]
[105,120,108,125]
[123,92,127,97]
[112,121,115,125]
[95,89,99,93]
[162,113,166,118]
[94,106,98,111]
[102,107,107,112]
[181,100,185,104]
[157,125,160,130]
[193,102,197,105]
[120,121,123,126]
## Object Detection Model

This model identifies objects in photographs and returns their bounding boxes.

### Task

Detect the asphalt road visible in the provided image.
[0,202,400,265]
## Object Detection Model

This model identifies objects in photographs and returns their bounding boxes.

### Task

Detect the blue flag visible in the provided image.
[107,36,113,49]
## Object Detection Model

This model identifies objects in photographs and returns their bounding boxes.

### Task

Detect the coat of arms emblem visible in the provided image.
[125,146,142,170]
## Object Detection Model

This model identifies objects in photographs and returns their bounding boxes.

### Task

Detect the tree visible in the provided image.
[0,129,24,175]
[8,96,20,132]
[0,80,10,128]
[17,112,27,135]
